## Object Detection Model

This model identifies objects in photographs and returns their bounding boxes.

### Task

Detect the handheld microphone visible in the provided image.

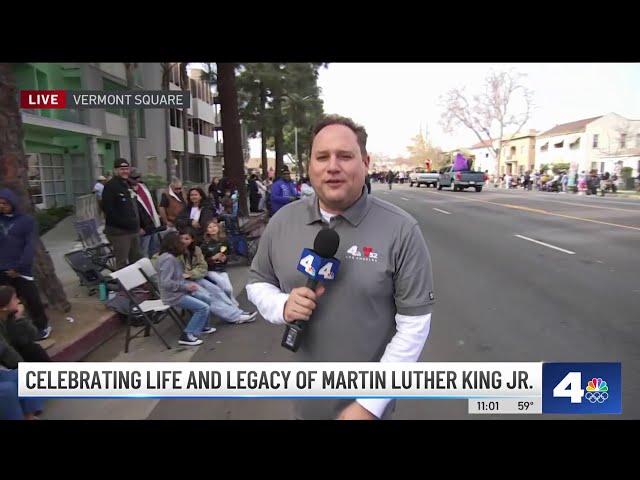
[282,228,341,352]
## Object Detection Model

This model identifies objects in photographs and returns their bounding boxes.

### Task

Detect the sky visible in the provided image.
[249,63,640,159]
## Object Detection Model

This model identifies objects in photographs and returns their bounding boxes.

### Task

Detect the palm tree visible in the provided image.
[179,62,190,181]
[0,63,70,312]
[161,63,177,179]
[124,63,139,167]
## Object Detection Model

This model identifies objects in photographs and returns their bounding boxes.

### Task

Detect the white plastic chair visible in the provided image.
[134,258,186,329]
[109,263,173,353]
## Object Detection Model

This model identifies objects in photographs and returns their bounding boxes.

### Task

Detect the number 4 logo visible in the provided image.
[553,371,584,403]
[299,254,315,275]
[318,262,334,280]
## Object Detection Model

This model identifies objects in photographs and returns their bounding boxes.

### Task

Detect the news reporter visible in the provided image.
[247,114,435,420]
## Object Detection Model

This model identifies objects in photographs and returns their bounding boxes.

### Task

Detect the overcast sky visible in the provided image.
[250,62,640,159]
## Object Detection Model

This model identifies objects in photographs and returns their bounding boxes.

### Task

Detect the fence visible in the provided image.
[75,194,102,223]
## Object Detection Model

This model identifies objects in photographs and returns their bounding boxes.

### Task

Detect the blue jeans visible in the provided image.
[0,369,44,420]
[195,278,233,307]
[192,285,245,323]
[205,271,235,303]
[175,294,210,335]
[140,233,160,258]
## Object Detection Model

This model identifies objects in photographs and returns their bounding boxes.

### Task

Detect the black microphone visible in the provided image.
[282,228,341,352]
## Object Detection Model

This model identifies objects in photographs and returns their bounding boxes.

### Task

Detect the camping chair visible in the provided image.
[134,257,186,330]
[108,263,176,353]
[220,214,266,266]
[74,218,116,272]
[64,250,113,296]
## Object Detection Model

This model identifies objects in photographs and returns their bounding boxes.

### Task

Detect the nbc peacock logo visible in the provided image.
[585,378,609,404]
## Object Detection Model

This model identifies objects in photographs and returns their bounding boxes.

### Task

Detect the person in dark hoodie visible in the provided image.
[0,188,51,340]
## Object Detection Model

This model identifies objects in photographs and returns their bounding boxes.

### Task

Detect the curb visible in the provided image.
[49,312,122,362]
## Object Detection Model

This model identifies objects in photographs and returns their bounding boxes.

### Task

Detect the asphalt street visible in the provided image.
[78,182,639,420]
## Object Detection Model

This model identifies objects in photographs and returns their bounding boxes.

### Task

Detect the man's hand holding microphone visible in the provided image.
[284,284,326,323]
[281,228,340,353]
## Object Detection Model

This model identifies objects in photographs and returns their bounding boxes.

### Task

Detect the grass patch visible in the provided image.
[35,205,75,236]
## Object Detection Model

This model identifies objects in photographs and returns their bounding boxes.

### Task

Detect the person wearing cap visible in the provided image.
[247,114,435,420]
[101,158,143,269]
[128,168,163,257]
[270,166,299,215]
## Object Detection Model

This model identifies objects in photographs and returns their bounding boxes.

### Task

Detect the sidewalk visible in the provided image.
[40,214,257,363]
[40,216,122,361]
[39,260,251,420]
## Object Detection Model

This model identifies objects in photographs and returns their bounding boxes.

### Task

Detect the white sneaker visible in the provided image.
[235,311,257,324]
[201,327,217,334]
[179,333,203,346]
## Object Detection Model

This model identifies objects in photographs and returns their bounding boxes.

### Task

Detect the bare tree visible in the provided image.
[439,69,533,175]
[597,119,638,156]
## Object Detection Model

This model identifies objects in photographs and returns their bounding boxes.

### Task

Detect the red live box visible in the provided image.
[20,90,67,109]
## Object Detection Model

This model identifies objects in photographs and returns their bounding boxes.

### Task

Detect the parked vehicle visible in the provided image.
[437,165,487,192]
[409,168,439,188]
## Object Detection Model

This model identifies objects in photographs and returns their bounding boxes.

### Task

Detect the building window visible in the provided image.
[102,78,127,116]
[593,134,599,148]
[28,153,68,208]
[146,156,158,175]
[620,133,627,149]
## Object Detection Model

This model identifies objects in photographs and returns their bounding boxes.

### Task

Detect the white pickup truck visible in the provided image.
[409,168,439,188]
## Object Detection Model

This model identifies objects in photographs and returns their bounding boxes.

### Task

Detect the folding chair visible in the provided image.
[74,218,116,272]
[64,250,113,295]
[134,258,186,330]
[108,263,175,353]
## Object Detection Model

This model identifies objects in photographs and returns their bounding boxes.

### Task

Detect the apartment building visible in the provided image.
[497,129,538,176]
[166,64,223,183]
[17,62,168,209]
[535,113,640,175]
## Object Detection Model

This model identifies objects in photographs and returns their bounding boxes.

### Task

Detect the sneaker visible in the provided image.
[201,327,217,334]
[36,326,52,341]
[235,311,257,324]
[179,333,203,346]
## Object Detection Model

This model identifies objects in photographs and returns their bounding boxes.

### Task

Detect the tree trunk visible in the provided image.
[259,81,269,179]
[0,63,70,312]
[216,63,248,218]
[161,64,176,180]
[180,63,190,182]
[124,63,139,167]
[261,129,268,179]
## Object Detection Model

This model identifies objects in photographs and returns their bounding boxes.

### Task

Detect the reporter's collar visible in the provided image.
[305,187,370,227]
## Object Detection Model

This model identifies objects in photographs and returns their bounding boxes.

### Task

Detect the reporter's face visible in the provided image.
[310,124,369,213]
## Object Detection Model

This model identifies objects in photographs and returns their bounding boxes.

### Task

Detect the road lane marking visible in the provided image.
[433,208,451,215]
[401,197,410,201]
[420,190,640,232]
[507,196,640,213]
[514,235,576,255]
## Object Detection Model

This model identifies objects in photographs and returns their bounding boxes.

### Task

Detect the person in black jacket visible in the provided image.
[101,158,143,269]
[175,187,216,244]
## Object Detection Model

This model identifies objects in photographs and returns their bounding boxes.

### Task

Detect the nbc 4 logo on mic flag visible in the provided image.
[541,362,622,414]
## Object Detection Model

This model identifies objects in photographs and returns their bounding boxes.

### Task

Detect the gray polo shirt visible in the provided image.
[248,188,435,419]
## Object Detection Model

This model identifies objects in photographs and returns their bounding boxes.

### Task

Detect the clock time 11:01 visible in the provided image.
[477,401,499,411]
